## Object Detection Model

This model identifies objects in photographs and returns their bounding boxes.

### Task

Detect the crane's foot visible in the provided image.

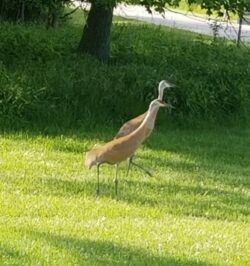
[144,169,153,177]
[96,188,100,196]
[130,161,153,177]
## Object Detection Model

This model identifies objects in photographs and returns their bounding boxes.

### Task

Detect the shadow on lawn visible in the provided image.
[20,230,213,266]
[0,244,24,261]
[138,151,250,188]
[26,175,249,221]
[0,243,46,265]
[145,127,250,187]
[121,179,250,219]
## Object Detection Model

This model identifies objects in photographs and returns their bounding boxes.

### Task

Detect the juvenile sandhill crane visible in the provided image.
[114,80,174,176]
[85,99,168,196]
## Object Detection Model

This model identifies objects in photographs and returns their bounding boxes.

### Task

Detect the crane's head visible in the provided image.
[158,80,174,101]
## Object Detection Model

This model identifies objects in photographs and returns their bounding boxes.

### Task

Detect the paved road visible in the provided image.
[74,2,250,42]
[114,5,250,42]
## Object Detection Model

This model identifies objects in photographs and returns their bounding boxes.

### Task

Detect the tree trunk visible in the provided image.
[78,2,113,63]
[20,0,25,22]
[47,8,58,28]
[237,15,243,47]
[0,0,4,20]
[47,2,62,28]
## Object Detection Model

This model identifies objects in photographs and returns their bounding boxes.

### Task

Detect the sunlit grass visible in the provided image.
[0,124,249,265]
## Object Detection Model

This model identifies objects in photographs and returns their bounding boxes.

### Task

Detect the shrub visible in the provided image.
[0,17,249,128]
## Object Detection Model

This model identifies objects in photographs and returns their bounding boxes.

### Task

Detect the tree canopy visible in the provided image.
[0,0,70,23]
[187,0,250,16]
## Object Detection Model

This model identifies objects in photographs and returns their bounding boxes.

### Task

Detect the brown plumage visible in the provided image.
[114,80,174,176]
[85,99,168,196]
[114,113,146,139]
[114,80,173,139]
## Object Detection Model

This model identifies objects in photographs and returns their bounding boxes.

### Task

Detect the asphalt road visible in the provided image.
[114,5,250,42]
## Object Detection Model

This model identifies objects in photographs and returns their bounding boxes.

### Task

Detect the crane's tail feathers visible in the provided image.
[85,151,96,169]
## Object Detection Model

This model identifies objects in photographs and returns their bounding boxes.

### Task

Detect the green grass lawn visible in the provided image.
[0,123,249,266]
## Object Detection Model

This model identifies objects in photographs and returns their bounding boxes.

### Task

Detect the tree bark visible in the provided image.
[47,2,62,28]
[0,0,4,20]
[237,15,243,47]
[78,2,113,63]
[47,8,58,28]
[20,0,25,22]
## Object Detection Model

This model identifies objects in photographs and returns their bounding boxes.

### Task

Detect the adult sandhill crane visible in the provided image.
[85,99,168,196]
[114,80,174,176]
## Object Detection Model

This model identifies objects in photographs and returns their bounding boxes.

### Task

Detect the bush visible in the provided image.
[0,0,70,26]
[0,0,48,22]
[0,17,249,128]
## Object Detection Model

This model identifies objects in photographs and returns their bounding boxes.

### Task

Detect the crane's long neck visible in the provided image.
[158,81,166,100]
[130,105,160,140]
[142,106,160,130]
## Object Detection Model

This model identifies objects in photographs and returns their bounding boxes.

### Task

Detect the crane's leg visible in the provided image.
[126,156,133,177]
[114,164,119,196]
[130,159,152,177]
[96,164,100,196]
[127,156,152,177]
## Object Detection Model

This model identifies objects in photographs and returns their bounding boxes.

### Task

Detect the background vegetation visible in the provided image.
[0,10,250,128]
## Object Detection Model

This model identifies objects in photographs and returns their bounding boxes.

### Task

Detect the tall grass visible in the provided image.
[0,11,249,129]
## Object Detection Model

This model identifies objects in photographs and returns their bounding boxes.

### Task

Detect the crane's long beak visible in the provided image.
[159,100,169,108]
[158,100,174,108]
[166,103,175,109]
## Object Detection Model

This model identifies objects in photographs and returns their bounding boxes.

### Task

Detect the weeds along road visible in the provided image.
[74,1,250,42]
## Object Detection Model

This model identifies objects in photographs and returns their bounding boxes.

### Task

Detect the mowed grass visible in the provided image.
[0,123,249,266]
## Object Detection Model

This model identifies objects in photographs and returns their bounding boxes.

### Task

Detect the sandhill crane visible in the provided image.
[85,99,168,196]
[114,80,174,176]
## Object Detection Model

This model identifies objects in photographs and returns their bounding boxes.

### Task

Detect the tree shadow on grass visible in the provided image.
[0,243,45,266]
[138,151,250,188]
[140,126,250,188]
[121,179,250,220]
[23,230,214,266]
[18,175,249,221]
[150,126,250,163]
[0,244,24,263]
